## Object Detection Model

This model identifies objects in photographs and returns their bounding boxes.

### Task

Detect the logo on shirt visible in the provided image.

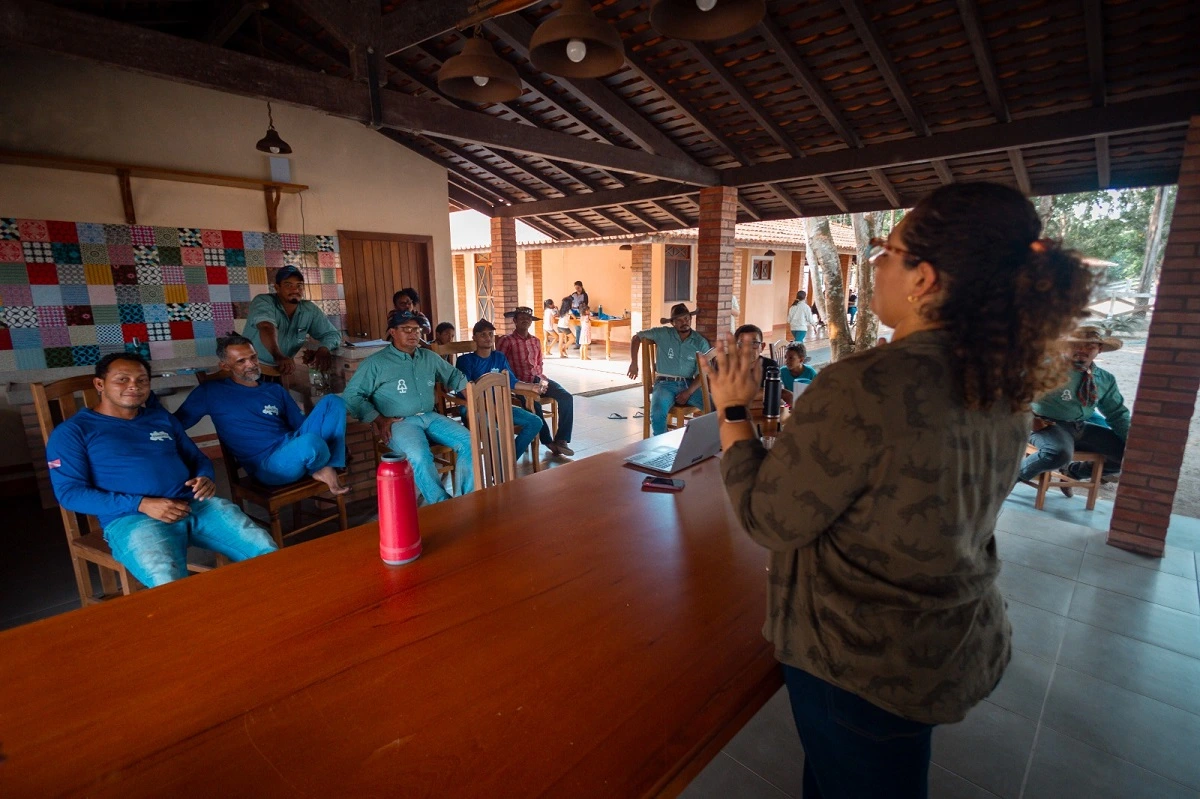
[396,379,408,394]
[1061,390,1072,401]
[150,431,173,442]
[668,347,676,359]
[262,404,280,416]
[47,458,61,469]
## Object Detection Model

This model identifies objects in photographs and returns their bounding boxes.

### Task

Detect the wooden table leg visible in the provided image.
[605,326,612,359]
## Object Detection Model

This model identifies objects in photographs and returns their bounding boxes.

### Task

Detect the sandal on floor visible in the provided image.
[633,411,644,418]
[607,412,627,420]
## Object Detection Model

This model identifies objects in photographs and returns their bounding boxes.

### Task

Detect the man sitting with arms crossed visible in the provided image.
[496,306,575,457]
[1019,325,1130,495]
[344,310,473,504]
[243,265,341,376]
[455,319,544,460]
[46,352,277,588]
[628,303,712,436]
[174,335,349,495]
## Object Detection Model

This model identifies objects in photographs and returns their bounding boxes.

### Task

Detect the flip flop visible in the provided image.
[607,412,627,420]
[633,411,644,418]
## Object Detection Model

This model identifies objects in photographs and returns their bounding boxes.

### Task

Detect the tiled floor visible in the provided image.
[681,488,1200,799]
[5,347,1199,799]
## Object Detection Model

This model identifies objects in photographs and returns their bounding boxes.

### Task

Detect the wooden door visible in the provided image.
[338,230,435,338]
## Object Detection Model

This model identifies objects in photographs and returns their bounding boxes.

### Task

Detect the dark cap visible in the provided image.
[275,265,304,284]
[503,306,535,319]
[660,303,698,324]
[472,318,496,334]
[387,309,422,330]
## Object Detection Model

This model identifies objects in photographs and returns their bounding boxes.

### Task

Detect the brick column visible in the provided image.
[491,216,518,332]
[1107,115,1200,557]
[630,243,652,333]
[696,186,737,344]
[527,248,543,307]
[453,253,468,337]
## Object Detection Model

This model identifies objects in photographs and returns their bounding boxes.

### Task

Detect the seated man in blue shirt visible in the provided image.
[454,319,543,460]
[175,335,349,495]
[45,353,276,588]
[344,310,473,504]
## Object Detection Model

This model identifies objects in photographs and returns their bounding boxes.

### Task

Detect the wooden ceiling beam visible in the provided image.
[953,0,1009,123]
[204,0,267,47]
[616,204,664,231]
[258,13,350,70]
[685,41,803,159]
[521,216,565,242]
[737,199,762,221]
[766,184,805,218]
[379,0,541,57]
[812,176,849,213]
[486,14,691,160]
[1008,148,1031,195]
[837,0,931,137]
[868,168,902,208]
[755,16,861,149]
[532,215,581,240]
[1083,0,1106,107]
[0,0,718,186]
[565,213,608,238]
[1096,134,1111,189]
[652,201,693,227]
[448,183,495,216]
[932,159,955,185]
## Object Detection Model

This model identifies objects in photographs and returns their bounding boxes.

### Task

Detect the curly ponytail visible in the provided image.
[901,183,1096,411]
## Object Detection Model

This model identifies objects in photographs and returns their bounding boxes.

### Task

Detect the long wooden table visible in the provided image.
[0,430,781,797]
[589,316,632,359]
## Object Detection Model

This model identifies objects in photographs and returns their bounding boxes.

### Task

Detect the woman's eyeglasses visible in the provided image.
[865,237,920,264]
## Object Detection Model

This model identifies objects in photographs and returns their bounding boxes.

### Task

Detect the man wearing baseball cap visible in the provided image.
[495,306,576,457]
[242,265,342,376]
[1019,325,1130,491]
[343,309,473,504]
[628,303,711,436]
[454,318,544,461]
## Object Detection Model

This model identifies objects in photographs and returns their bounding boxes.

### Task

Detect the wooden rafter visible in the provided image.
[953,0,1009,123]
[1096,135,1111,188]
[448,183,494,216]
[1083,0,1106,107]
[204,0,267,46]
[867,169,902,208]
[1008,148,1031,195]
[766,185,805,217]
[812,176,849,213]
[932,159,955,185]
[837,0,931,137]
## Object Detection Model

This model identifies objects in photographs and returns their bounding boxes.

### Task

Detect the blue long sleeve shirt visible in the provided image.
[46,407,215,528]
[174,379,306,467]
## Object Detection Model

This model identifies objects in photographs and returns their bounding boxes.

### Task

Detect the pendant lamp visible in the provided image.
[529,0,625,78]
[255,102,293,155]
[649,0,766,42]
[438,36,523,103]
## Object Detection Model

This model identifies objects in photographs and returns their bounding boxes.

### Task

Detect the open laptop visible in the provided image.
[625,411,721,474]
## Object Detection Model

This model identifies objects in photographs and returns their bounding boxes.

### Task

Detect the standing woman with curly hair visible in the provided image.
[708,182,1093,799]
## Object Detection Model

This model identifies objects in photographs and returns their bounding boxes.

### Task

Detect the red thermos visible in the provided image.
[377,453,422,565]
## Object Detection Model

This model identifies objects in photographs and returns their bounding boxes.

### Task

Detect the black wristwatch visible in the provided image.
[721,405,750,423]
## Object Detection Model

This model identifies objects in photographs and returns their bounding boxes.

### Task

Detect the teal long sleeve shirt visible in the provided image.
[343,345,467,423]
[243,293,342,365]
[1031,363,1130,440]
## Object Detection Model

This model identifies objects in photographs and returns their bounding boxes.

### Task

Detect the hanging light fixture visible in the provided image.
[438,32,522,103]
[529,0,625,78]
[255,102,293,155]
[649,0,766,41]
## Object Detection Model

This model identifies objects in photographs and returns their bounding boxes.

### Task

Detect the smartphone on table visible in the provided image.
[642,476,685,493]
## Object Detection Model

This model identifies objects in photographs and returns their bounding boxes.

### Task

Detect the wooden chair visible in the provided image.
[1025,444,1107,511]
[432,340,475,365]
[465,372,520,490]
[640,340,701,439]
[30,375,217,605]
[198,367,348,548]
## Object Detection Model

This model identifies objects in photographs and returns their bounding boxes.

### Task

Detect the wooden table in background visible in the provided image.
[589,315,631,359]
[0,430,780,798]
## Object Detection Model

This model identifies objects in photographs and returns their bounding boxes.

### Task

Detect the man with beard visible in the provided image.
[496,306,575,457]
[1019,326,1130,493]
[243,265,341,376]
[45,352,276,587]
[628,303,711,436]
[175,335,349,495]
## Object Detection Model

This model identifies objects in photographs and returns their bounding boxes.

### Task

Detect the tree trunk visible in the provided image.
[1036,195,1053,226]
[1136,186,1170,310]
[803,216,853,361]
[851,212,881,348]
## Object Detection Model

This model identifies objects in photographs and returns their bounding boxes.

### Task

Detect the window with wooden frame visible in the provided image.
[751,255,774,283]
[664,244,691,302]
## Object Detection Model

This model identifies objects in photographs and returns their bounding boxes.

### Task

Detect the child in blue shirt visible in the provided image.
[781,343,818,405]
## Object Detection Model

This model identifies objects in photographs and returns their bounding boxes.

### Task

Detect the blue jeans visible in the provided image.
[1019,420,1125,482]
[386,413,474,504]
[512,405,543,458]
[783,665,934,799]
[792,329,807,342]
[251,395,347,484]
[848,307,858,323]
[649,378,704,436]
[516,379,574,446]
[104,497,277,588]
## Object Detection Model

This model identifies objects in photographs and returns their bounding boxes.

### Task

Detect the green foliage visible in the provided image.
[1039,187,1177,283]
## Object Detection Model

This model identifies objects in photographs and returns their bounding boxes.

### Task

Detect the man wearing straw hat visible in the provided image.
[1018,326,1130,491]
[628,303,712,436]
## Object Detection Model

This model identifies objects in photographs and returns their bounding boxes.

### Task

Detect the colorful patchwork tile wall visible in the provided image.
[0,218,345,372]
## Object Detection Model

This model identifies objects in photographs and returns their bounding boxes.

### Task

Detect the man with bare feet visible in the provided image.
[176,335,349,495]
